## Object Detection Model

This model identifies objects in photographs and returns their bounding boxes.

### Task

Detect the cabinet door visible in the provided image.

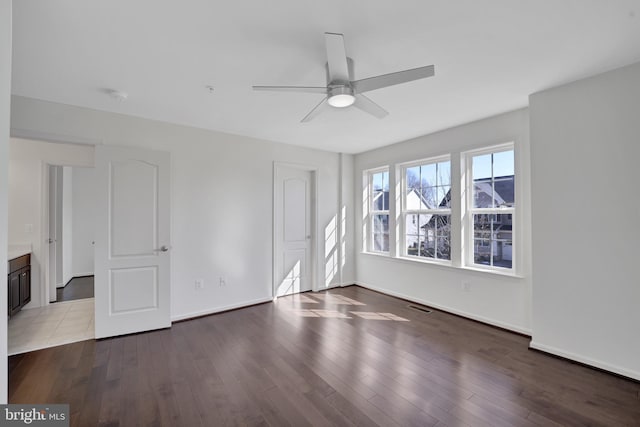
[9,272,21,315]
[20,267,31,306]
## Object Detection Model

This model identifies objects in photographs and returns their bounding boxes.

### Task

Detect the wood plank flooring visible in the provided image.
[56,276,95,302]
[9,286,640,426]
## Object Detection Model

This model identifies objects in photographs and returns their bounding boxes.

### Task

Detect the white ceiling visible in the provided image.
[11,1,640,154]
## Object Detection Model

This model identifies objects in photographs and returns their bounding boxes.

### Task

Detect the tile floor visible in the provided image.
[8,298,95,355]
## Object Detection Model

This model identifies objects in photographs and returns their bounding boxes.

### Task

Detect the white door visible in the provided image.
[94,146,171,339]
[274,165,313,297]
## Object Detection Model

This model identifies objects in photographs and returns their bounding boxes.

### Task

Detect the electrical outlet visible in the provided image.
[195,279,204,290]
[462,281,471,292]
[219,277,226,287]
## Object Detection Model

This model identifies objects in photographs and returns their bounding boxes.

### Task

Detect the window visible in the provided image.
[468,147,515,269]
[369,169,389,252]
[401,158,451,261]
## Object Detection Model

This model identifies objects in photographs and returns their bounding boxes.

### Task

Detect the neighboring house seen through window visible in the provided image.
[402,158,451,261]
[468,147,515,269]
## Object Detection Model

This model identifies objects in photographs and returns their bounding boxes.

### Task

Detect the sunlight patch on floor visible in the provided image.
[350,311,409,321]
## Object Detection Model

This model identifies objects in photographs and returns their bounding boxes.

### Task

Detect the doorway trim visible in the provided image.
[272,162,318,299]
[41,161,96,307]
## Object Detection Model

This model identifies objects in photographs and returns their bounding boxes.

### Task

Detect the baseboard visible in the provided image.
[317,283,352,291]
[529,341,640,382]
[355,281,532,336]
[73,272,94,278]
[58,274,95,288]
[171,296,273,322]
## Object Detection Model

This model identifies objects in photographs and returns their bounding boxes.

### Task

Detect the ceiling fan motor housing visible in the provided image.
[327,85,355,108]
[326,57,355,108]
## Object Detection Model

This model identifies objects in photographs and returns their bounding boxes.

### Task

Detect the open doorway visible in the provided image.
[47,165,95,304]
[7,138,96,355]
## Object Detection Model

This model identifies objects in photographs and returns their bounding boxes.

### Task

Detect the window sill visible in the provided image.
[459,264,524,279]
[397,255,453,268]
[361,251,391,258]
[361,252,525,278]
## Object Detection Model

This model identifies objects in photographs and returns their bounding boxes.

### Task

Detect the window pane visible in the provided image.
[493,150,514,177]
[473,214,492,239]
[473,153,492,180]
[422,214,450,259]
[372,172,383,191]
[473,181,494,208]
[437,161,451,186]
[421,163,437,188]
[437,186,451,208]
[474,239,491,265]
[372,171,390,211]
[406,166,420,191]
[494,177,514,207]
[372,214,389,252]
[472,214,512,269]
[436,237,451,260]
[373,214,389,234]
[372,189,386,211]
[405,215,421,241]
[419,214,431,230]
[406,234,420,256]
[473,151,515,209]
[423,187,437,209]
[406,186,426,210]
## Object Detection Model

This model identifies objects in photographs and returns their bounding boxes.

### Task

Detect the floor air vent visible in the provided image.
[407,304,432,314]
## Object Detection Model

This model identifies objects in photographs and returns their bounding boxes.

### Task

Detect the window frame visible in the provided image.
[365,166,390,254]
[464,143,516,272]
[399,155,452,264]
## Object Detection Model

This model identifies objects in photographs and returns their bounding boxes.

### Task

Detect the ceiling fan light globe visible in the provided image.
[328,94,355,108]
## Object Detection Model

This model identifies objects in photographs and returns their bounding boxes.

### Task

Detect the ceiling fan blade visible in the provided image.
[353,94,388,119]
[352,65,435,94]
[324,32,350,84]
[252,85,327,94]
[301,97,329,123]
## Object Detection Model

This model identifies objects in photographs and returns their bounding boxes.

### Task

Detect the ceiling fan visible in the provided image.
[252,32,435,122]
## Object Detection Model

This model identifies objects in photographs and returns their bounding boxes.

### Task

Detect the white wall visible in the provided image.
[530,61,640,380]
[10,96,355,320]
[340,153,356,285]
[8,138,94,308]
[0,0,12,404]
[354,109,532,333]
[61,166,73,285]
[71,167,95,277]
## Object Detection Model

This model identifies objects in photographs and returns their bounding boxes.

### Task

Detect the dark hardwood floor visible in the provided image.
[9,286,640,426]
[56,276,94,302]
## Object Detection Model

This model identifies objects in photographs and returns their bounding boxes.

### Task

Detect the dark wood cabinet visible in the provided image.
[8,253,31,318]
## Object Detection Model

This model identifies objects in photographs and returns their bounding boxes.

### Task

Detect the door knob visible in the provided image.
[154,245,170,252]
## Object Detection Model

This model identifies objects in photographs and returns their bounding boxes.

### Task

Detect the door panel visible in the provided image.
[110,160,157,257]
[110,267,158,314]
[284,178,307,242]
[95,146,170,339]
[275,166,313,297]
